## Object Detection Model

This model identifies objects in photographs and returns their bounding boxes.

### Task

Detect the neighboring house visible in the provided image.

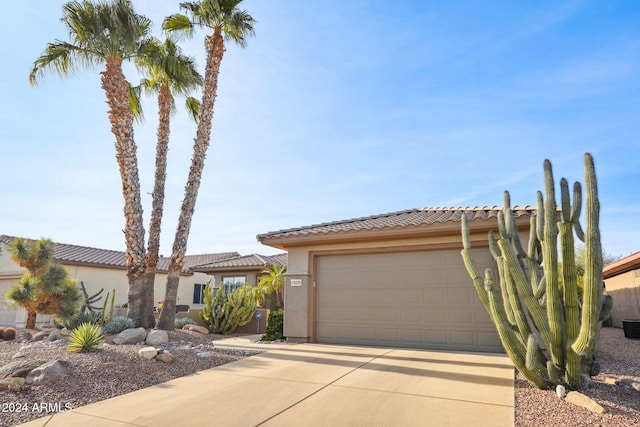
[258,206,537,353]
[0,235,238,327]
[191,253,288,309]
[603,250,640,328]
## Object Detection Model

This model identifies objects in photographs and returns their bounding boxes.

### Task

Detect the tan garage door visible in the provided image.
[316,250,502,352]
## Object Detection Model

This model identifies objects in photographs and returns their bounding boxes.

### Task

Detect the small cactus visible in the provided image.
[2,328,17,341]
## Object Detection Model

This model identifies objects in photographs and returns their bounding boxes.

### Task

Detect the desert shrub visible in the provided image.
[201,284,257,334]
[261,309,285,341]
[1,327,17,341]
[57,311,102,330]
[102,316,135,335]
[68,322,104,353]
[175,317,196,329]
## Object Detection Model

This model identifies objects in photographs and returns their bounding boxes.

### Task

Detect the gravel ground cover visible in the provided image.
[0,328,261,427]
[515,327,640,427]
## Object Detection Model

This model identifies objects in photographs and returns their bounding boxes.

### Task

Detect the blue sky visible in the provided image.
[1,0,639,258]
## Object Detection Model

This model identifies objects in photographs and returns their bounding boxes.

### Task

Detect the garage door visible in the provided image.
[316,250,501,352]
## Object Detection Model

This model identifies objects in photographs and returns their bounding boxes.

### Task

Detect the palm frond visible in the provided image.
[128,82,144,123]
[163,14,195,38]
[185,96,200,123]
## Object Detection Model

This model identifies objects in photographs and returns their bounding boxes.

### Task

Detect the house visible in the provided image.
[603,250,640,327]
[0,235,238,327]
[190,253,288,332]
[191,253,287,304]
[258,206,537,353]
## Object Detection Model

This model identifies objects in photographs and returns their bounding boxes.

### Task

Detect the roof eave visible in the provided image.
[259,215,531,250]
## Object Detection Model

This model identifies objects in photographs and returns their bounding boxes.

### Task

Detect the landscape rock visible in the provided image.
[182,325,209,335]
[603,377,617,385]
[0,360,46,379]
[196,352,213,358]
[113,328,148,345]
[12,352,25,359]
[146,329,169,346]
[138,347,158,359]
[556,385,566,398]
[155,351,176,363]
[618,378,640,393]
[25,360,70,386]
[565,391,606,414]
[31,331,49,342]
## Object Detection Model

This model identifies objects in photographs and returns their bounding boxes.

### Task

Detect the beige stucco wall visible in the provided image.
[0,242,213,327]
[281,229,512,342]
[605,269,640,328]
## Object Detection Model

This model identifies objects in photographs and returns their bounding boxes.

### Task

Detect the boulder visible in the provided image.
[138,347,158,359]
[556,385,566,398]
[618,378,640,393]
[31,331,49,342]
[0,360,46,379]
[156,351,176,363]
[146,329,169,346]
[183,325,209,335]
[25,360,70,386]
[565,391,606,414]
[113,328,148,345]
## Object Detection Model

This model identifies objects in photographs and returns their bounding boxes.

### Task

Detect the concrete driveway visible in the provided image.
[19,344,514,427]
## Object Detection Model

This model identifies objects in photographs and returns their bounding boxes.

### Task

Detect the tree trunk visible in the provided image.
[157,271,180,330]
[25,311,37,329]
[146,84,172,328]
[101,57,150,327]
[157,29,225,330]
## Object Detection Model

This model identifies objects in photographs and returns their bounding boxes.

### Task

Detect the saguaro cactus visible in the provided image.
[461,153,610,389]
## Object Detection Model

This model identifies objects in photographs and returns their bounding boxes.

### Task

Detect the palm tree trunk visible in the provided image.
[145,84,173,327]
[101,57,151,328]
[157,29,225,330]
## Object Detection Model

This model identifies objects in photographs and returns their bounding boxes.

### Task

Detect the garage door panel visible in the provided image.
[316,250,501,352]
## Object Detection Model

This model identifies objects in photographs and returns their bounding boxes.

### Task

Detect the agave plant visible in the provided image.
[68,322,104,353]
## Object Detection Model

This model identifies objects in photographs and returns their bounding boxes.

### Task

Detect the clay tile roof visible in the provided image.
[603,250,640,279]
[0,235,238,274]
[192,253,287,272]
[257,206,536,240]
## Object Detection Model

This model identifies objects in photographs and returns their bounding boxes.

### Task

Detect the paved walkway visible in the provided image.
[18,343,514,427]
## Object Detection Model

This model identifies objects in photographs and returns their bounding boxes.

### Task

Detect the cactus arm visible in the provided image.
[572,153,603,356]
[541,160,564,368]
[484,270,549,389]
[536,192,544,242]
[497,238,553,353]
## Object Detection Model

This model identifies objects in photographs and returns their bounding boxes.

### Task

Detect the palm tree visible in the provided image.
[29,0,156,327]
[157,0,255,330]
[133,37,202,320]
[257,264,286,309]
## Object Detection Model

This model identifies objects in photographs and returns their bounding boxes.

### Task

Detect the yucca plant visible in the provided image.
[68,322,104,353]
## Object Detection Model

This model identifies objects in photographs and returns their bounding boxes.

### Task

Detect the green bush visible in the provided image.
[261,309,285,341]
[175,317,197,329]
[201,284,257,334]
[103,316,135,335]
[56,311,102,330]
[68,322,104,353]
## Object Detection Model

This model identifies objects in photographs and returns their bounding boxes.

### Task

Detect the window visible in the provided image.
[222,276,246,294]
[193,283,206,304]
